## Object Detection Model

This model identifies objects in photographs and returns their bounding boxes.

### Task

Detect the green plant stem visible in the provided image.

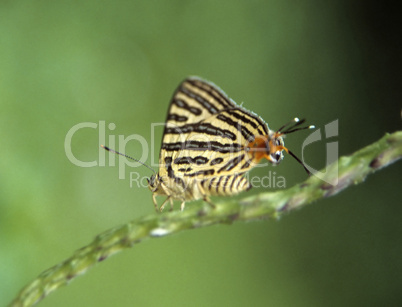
[9,131,402,307]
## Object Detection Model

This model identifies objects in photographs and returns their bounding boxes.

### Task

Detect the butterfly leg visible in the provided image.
[180,201,186,211]
[152,194,159,212]
[159,197,170,212]
[203,196,216,209]
[169,198,174,211]
[196,182,216,209]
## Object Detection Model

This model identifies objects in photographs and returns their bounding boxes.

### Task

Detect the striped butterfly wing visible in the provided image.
[159,77,236,170]
[162,77,237,131]
[160,77,271,197]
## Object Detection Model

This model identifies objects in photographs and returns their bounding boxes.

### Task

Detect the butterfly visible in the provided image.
[147,77,314,211]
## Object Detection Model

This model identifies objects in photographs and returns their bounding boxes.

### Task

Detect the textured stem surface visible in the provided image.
[9,131,402,307]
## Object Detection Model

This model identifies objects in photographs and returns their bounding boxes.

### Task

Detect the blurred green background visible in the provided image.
[1,1,401,306]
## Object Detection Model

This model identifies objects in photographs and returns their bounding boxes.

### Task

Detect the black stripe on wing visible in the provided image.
[225,109,267,136]
[217,154,245,174]
[162,141,243,153]
[174,156,210,165]
[186,77,238,110]
[173,99,203,115]
[179,85,219,115]
[164,122,237,141]
[201,172,251,195]
[164,157,185,188]
[216,113,255,142]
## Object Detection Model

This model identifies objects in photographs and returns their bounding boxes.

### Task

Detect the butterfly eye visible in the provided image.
[271,152,282,163]
[275,152,282,161]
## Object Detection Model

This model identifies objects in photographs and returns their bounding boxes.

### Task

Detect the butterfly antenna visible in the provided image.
[101,145,156,174]
[281,118,315,135]
[277,117,300,133]
[276,118,315,175]
[287,149,311,176]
